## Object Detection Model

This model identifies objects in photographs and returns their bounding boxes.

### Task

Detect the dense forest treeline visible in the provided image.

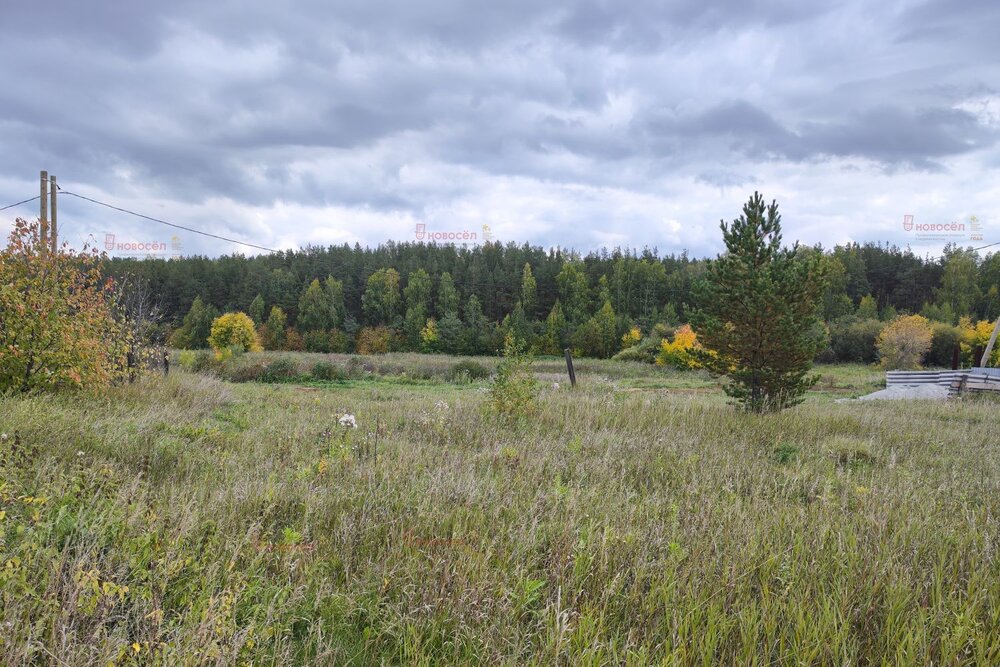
[105,240,1000,360]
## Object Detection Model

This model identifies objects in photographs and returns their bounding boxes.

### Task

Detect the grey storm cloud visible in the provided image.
[1,0,999,255]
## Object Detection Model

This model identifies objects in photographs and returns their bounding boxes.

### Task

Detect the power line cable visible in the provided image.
[61,191,281,254]
[0,195,40,212]
[924,240,1000,263]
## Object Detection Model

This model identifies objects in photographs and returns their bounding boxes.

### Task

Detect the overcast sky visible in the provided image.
[1,0,998,258]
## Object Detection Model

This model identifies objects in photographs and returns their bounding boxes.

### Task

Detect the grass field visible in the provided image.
[2,354,999,664]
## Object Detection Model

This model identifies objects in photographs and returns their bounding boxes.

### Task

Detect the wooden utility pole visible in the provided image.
[39,170,48,245]
[49,174,57,251]
[980,315,1000,367]
[563,348,577,387]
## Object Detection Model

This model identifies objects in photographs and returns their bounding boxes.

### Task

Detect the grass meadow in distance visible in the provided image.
[1,354,998,664]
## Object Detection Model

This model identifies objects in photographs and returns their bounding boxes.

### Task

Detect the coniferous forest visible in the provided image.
[108,239,999,364]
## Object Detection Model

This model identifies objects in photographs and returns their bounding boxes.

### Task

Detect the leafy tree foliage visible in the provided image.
[573,301,618,358]
[656,325,701,369]
[856,295,879,320]
[521,263,537,318]
[362,268,401,325]
[404,269,433,347]
[0,219,129,392]
[248,294,265,325]
[261,306,287,350]
[540,300,568,355]
[208,312,261,358]
[298,279,332,332]
[356,326,392,354]
[938,245,980,318]
[486,334,539,419]
[556,260,590,325]
[877,315,933,370]
[170,297,219,349]
[101,224,1000,362]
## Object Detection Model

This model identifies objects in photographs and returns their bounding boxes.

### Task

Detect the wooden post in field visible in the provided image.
[952,345,960,370]
[49,174,57,251]
[979,316,1000,367]
[563,348,577,387]
[39,170,48,246]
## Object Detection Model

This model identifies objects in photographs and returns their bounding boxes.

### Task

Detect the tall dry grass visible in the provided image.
[1,362,997,664]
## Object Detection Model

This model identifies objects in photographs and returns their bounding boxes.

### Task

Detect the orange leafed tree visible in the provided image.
[0,218,128,392]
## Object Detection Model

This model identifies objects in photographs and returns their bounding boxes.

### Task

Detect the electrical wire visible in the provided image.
[61,191,281,254]
[919,240,1000,263]
[0,195,40,212]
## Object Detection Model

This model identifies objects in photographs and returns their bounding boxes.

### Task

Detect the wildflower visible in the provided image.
[0,433,7,441]
[77,450,85,457]
[339,414,357,428]
[435,400,449,411]
[551,382,560,390]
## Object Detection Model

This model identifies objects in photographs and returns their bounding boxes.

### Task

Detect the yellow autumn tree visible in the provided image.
[656,324,701,369]
[207,312,261,359]
[876,314,933,370]
[621,326,642,350]
[0,218,129,392]
[959,317,1000,366]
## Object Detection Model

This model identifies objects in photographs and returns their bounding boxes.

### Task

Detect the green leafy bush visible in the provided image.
[262,357,301,382]
[449,360,490,382]
[927,322,965,368]
[877,315,933,370]
[178,349,217,373]
[311,360,345,382]
[486,335,539,418]
[222,361,267,383]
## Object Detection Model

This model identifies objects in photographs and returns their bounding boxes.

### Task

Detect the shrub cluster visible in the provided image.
[449,359,490,383]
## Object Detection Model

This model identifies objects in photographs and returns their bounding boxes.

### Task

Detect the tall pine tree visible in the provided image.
[691,192,827,413]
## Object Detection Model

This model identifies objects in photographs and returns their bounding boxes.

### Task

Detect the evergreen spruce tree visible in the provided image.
[437,272,459,317]
[691,192,827,413]
[463,294,491,354]
[436,311,465,354]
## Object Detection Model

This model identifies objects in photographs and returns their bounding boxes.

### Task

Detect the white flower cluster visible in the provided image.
[338,414,357,429]
[0,433,7,441]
